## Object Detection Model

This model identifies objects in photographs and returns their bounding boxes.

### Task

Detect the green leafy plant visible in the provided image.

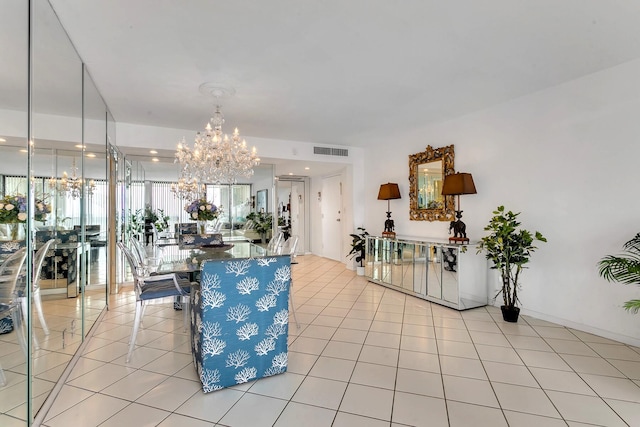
[348,227,369,267]
[128,209,144,236]
[477,206,546,309]
[598,233,640,314]
[246,211,272,235]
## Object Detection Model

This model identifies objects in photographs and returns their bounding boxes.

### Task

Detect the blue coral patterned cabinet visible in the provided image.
[191,255,291,392]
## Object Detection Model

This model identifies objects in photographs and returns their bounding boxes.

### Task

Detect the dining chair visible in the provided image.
[0,248,28,351]
[280,235,300,328]
[17,239,55,337]
[117,242,193,363]
[129,236,161,274]
[267,232,284,253]
[0,248,27,387]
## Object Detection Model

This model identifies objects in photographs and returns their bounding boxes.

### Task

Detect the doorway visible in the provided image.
[321,174,343,261]
[276,177,308,254]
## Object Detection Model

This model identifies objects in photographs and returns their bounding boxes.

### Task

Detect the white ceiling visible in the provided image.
[42,0,640,176]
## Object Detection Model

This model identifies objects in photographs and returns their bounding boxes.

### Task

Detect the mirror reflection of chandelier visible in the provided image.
[170,177,203,201]
[172,85,260,200]
[49,158,96,199]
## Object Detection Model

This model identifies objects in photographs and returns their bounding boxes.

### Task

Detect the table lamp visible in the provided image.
[377,183,401,238]
[441,173,477,243]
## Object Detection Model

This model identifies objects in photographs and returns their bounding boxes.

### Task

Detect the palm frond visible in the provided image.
[623,299,640,314]
[622,233,640,255]
[598,256,640,285]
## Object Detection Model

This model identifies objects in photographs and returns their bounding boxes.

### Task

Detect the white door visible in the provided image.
[322,175,342,261]
[290,181,305,254]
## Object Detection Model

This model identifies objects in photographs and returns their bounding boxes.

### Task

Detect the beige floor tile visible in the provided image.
[442,375,500,407]
[333,411,389,427]
[503,411,567,427]
[546,390,627,426]
[493,382,560,418]
[357,344,398,366]
[350,362,396,389]
[439,355,487,380]
[447,400,508,427]
[483,360,538,387]
[392,391,448,426]
[320,340,362,360]
[395,368,444,398]
[274,401,336,427]
[291,376,347,410]
[307,356,355,382]
[529,367,596,395]
[340,383,393,421]
[219,392,288,427]
[98,402,170,427]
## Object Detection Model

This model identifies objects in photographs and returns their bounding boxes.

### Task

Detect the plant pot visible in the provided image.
[501,305,520,322]
[356,266,365,276]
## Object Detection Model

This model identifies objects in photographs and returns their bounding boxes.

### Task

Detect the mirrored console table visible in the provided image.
[365,236,488,310]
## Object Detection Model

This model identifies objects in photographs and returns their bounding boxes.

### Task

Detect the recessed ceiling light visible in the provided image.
[75,144,86,149]
[288,172,293,175]
[19,149,28,153]
[149,150,158,154]
[304,167,310,170]
[0,138,6,142]
[152,158,159,162]
[86,153,96,158]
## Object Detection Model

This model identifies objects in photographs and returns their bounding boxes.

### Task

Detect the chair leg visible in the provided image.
[289,283,300,329]
[126,301,144,363]
[0,361,6,387]
[19,298,39,350]
[33,289,49,335]
[182,298,190,332]
[11,306,27,356]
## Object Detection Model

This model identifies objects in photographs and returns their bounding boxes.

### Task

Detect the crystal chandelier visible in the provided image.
[170,177,203,201]
[49,158,96,199]
[173,102,260,199]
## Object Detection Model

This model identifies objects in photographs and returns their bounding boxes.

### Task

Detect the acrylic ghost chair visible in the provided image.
[117,242,193,362]
[267,231,284,253]
[0,248,28,386]
[129,236,162,274]
[280,235,300,328]
[17,239,55,337]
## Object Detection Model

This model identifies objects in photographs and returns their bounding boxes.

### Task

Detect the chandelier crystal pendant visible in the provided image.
[49,158,95,199]
[173,103,260,200]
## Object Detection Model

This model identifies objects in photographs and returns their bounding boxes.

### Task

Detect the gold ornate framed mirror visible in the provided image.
[409,145,455,221]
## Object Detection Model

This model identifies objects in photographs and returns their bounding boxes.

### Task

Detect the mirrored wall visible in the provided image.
[0,0,110,424]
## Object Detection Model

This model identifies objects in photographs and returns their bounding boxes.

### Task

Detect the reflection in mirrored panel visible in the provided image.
[416,160,444,210]
[0,0,111,423]
[409,145,455,221]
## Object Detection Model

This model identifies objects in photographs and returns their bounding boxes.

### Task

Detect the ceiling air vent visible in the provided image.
[314,146,349,157]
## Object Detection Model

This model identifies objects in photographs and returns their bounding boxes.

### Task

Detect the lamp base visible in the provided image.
[448,236,469,244]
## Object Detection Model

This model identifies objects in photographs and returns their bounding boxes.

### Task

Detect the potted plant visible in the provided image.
[598,233,640,314]
[476,206,547,322]
[348,227,369,275]
[246,211,273,243]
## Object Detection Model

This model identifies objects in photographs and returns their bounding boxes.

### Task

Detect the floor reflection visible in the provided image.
[0,247,107,422]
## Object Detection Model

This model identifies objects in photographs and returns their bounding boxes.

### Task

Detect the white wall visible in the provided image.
[363,58,640,346]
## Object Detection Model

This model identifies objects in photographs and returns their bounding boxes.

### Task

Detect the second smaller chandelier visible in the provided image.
[49,158,96,199]
[174,105,260,189]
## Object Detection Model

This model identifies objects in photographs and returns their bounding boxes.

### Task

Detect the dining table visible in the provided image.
[153,240,271,281]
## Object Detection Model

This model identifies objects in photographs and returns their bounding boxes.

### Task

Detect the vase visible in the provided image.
[8,223,23,240]
[501,305,520,323]
[197,220,207,235]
